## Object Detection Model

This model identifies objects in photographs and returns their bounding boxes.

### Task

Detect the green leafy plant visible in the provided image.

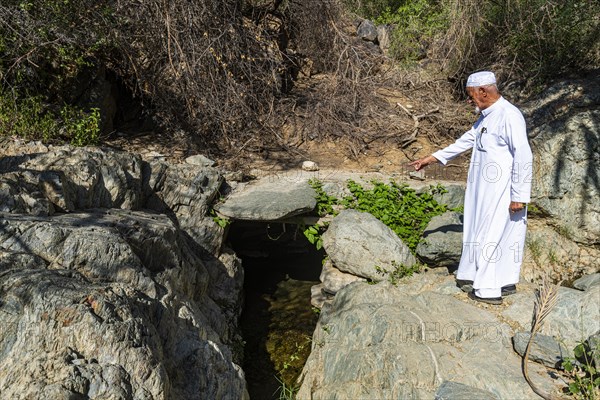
[0,91,100,145]
[303,224,324,250]
[308,178,339,217]
[375,261,423,285]
[62,106,100,146]
[375,0,450,65]
[562,342,600,399]
[274,375,299,400]
[342,180,447,251]
[210,209,231,228]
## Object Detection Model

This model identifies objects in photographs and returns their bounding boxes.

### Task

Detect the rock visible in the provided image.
[14,147,145,211]
[409,170,425,180]
[186,154,216,167]
[377,25,392,51]
[525,79,600,245]
[503,285,600,350]
[573,273,600,291]
[144,159,224,254]
[322,209,416,281]
[521,220,600,283]
[0,171,56,216]
[513,332,570,368]
[298,282,547,399]
[311,283,333,309]
[320,258,366,295]
[416,212,463,268]
[435,381,498,400]
[0,144,249,399]
[586,331,600,368]
[215,176,317,221]
[433,184,465,210]
[357,20,378,42]
[302,160,319,171]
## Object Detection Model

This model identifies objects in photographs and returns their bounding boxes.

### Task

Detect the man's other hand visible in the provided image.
[509,201,525,213]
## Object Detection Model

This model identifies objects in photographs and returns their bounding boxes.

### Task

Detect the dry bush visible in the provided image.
[0,0,473,158]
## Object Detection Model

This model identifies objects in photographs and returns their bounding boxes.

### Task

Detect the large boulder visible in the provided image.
[502,285,600,350]
[416,211,463,268]
[297,281,550,399]
[0,144,248,399]
[322,209,416,281]
[524,78,600,245]
[215,176,316,221]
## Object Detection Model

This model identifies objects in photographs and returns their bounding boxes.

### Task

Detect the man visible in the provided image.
[409,71,532,305]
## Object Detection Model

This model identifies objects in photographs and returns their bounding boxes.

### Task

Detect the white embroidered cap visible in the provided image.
[466,71,496,87]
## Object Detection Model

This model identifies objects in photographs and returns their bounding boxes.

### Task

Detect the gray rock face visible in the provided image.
[573,273,600,291]
[435,381,498,400]
[215,176,316,221]
[320,258,366,295]
[503,286,600,350]
[144,159,224,254]
[22,147,145,210]
[297,282,543,399]
[513,332,570,368]
[322,209,416,281]
[416,211,463,267]
[524,79,600,245]
[0,144,248,399]
[587,331,600,368]
[433,184,465,210]
[357,20,378,42]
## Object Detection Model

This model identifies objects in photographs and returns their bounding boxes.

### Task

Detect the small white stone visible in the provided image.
[185,154,215,167]
[302,160,319,171]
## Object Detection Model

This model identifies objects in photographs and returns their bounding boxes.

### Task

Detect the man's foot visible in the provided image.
[468,291,503,305]
[501,284,517,296]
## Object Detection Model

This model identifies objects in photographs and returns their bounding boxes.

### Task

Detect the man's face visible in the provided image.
[466,87,484,113]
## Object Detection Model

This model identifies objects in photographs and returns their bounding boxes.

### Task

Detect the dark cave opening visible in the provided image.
[227,221,323,399]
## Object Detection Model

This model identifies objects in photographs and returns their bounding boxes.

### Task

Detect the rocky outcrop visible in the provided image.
[502,285,600,350]
[524,77,600,245]
[322,209,416,281]
[297,274,557,399]
[0,145,248,399]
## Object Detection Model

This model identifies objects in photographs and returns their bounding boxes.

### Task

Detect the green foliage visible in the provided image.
[562,342,600,399]
[303,224,325,251]
[62,107,100,146]
[342,0,406,19]
[210,209,231,228]
[375,0,449,64]
[345,0,600,86]
[274,375,299,400]
[479,0,600,82]
[375,261,423,285]
[0,91,100,145]
[342,180,447,251]
[308,178,339,217]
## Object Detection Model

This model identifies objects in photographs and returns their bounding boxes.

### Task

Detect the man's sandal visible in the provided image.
[501,284,517,296]
[468,291,503,305]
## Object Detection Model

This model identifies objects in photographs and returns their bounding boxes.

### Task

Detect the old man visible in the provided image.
[409,71,533,305]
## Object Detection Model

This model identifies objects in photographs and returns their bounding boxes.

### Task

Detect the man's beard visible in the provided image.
[475,106,481,114]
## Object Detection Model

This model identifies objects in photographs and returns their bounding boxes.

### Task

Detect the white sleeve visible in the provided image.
[505,112,533,203]
[432,127,476,165]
